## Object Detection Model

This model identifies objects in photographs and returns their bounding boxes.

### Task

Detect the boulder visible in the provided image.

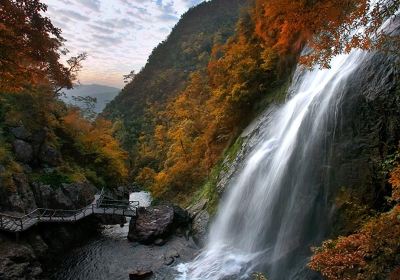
[0,241,42,280]
[31,183,52,208]
[128,205,175,244]
[61,182,97,208]
[10,126,31,141]
[39,144,62,166]
[128,204,192,244]
[53,187,74,209]
[7,173,37,212]
[31,181,97,209]
[129,268,153,280]
[172,205,191,226]
[13,139,33,163]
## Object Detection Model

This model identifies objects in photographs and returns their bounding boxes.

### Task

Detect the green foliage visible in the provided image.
[191,137,245,213]
[31,170,72,188]
[225,137,244,163]
[379,150,400,177]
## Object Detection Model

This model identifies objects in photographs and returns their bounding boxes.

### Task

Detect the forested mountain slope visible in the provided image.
[103,0,248,153]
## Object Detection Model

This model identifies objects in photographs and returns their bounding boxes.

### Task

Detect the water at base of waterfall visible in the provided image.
[47,192,151,280]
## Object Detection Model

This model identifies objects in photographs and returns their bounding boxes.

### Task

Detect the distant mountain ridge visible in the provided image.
[61,84,120,113]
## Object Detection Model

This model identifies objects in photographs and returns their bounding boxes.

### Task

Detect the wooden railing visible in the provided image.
[0,189,139,232]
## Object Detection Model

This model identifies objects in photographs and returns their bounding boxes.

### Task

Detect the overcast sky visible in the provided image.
[43,0,204,88]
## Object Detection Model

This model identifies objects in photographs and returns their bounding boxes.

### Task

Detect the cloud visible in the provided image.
[94,18,136,29]
[89,24,113,34]
[92,34,123,46]
[57,9,91,21]
[76,0,101,12]
[157,13,179,23]
[42,0,205,87]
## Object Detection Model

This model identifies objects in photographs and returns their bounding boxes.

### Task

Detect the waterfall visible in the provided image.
[176,11,398,280]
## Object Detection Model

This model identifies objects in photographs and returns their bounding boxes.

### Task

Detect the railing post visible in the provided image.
[0,216,3,228]
[20,219,23,231]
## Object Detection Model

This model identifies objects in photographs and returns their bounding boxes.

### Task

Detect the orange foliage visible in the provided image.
[389,165,400,202]
[135,11,282,200]
[0,0,74,93]
[309,163,400,279]
[254,0,400,68]
[63,109,128,184]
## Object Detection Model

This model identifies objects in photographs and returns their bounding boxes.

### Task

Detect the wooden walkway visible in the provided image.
[0,189,139,233]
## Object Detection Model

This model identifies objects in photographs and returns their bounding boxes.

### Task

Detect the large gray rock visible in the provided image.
[128,205,175,244]
[13,139,33,163]
[31,181,97,210]
[128,205,190,244]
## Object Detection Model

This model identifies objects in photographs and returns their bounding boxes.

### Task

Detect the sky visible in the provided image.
[42,0,205,88]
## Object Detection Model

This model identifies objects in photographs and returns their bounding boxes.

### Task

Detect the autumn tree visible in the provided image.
[254,0,400,68]
[0,0,84,93]
[309,162,400,279]
[62,108,128,186]
[0,0,128,190]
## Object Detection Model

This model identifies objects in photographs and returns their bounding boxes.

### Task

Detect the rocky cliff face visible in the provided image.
[0,124,103,280]
[191,48,399,256]
[326,51,400,234]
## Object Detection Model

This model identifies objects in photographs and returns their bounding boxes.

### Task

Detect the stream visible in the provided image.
[49,192,197,280]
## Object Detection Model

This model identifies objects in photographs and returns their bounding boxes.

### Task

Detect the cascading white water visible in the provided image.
[176,50,367,280]
[176,7,398,280]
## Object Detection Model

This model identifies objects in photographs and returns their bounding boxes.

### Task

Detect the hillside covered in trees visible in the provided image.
[1,0,400,279]
[103,0,247,178]
[0,0,128,211]
[105,0,400,278]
